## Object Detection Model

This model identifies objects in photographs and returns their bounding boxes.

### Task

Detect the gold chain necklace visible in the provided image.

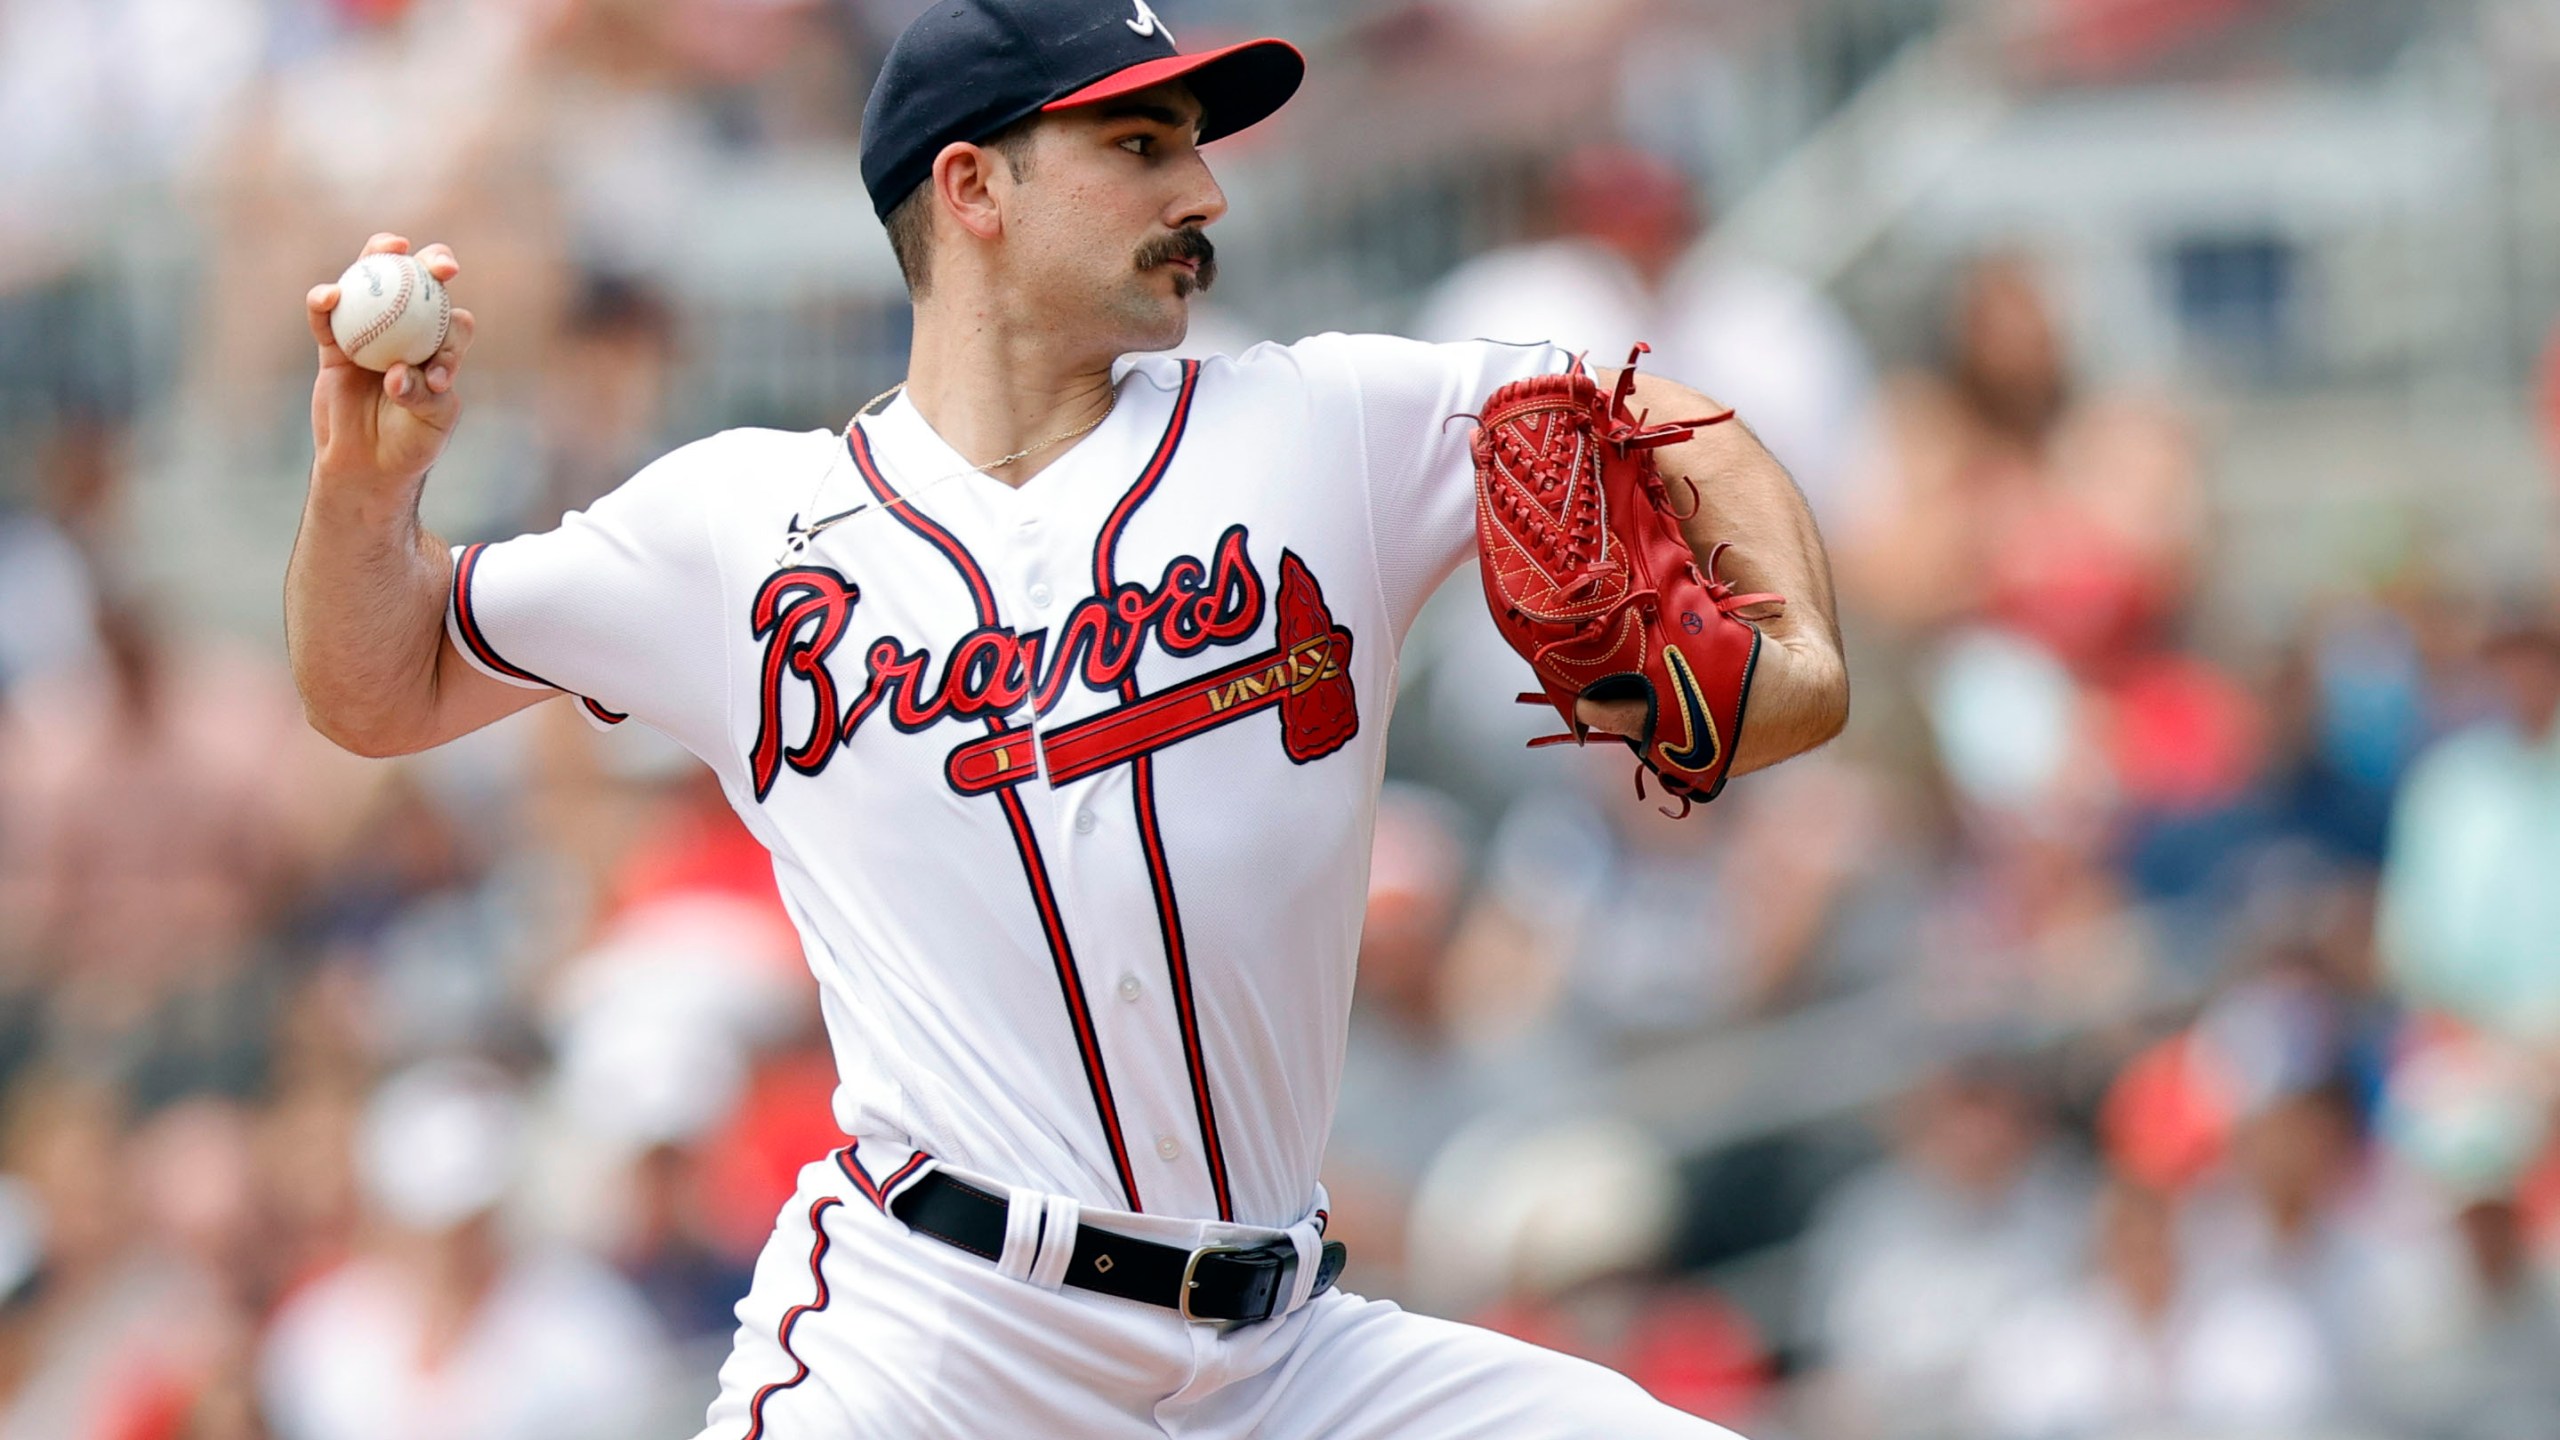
[776,381,1117,565]
[857,382,1117,481]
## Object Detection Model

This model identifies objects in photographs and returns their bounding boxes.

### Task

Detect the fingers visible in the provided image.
[314,238,465,374]
[423,308,474,394]
[430,303,476,384]
[357,233,461,282]
[382,361,450,417]
[352,234,463,278]
[306,284,347,363]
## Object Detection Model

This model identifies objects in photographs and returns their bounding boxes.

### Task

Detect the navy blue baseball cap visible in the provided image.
[860,0,1305,220]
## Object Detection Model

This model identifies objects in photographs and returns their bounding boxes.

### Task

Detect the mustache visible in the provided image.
[1135,227,1217,295]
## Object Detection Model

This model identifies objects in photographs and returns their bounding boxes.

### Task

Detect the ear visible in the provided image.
[931,141,1008,243]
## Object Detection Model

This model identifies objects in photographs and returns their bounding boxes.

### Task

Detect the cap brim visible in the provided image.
[1042,38,1306,146]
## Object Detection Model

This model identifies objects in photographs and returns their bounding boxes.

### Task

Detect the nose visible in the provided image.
[1173,153,1228,229]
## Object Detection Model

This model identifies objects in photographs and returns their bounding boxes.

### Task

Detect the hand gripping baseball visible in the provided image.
[306,234,478,492]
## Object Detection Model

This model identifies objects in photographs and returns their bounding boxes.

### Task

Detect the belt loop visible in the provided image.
[995,1185,1046,1282]
[1282,1220,1323,1315]
[1028,1196,1079,1291]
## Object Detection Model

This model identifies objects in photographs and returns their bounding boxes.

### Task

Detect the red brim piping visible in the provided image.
[1042,38,1307,145]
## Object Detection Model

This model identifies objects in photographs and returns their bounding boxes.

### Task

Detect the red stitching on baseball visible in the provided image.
[348,258,433,358]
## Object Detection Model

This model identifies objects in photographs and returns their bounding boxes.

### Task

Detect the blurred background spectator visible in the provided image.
[5,1,2560,1437]
[259,1059,672,1440]
[1795,1054,2092,1439]
[2378,603,2560,1044]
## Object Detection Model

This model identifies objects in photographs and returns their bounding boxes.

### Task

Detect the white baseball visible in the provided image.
[329,253,452,373]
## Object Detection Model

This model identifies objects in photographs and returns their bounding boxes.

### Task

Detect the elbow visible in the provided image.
[1764,671,1849,767]
[299,695,420,760]
[338,733,418,762]
[1733,643,1849,775]
[306,713,404,760]
[1806,665,1851,751]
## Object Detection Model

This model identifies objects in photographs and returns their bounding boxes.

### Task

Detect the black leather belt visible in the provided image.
[890,1169,1347,1324]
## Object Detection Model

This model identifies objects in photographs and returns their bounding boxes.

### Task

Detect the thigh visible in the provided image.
[691,1156,1172,1440]
[1186,1291,1747,1440]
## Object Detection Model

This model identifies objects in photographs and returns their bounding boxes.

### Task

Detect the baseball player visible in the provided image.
[286,2,1848,1435]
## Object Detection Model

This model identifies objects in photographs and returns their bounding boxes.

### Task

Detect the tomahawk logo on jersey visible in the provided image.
[445,334,1563,1229]
[746,522,1355,803]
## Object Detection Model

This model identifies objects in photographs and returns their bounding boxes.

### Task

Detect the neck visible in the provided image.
[900,288,1121,489]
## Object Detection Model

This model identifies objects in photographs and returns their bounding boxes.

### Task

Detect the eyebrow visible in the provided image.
[1097,101,1198,132]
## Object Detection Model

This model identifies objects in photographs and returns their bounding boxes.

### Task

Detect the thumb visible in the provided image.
[1575,696,1647,739]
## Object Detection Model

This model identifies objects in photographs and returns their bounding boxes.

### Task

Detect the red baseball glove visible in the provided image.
[1471,345,1778,813]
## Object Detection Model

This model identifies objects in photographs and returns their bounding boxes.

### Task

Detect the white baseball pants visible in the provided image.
[691,1146,1742,1440]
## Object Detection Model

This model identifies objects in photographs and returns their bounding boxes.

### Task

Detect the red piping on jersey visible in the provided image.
[1091,360,1235,1223]
[740,1190,840,1440]
[847,423,1145,1214]
[451,542,627,725]
[452,543,555,686]
[839,1141,932,1213]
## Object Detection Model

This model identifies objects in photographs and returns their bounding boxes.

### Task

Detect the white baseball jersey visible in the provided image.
[447,334,1564,1230]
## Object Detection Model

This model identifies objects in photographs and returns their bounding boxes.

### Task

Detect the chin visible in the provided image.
[1145,307,1191,353]
[1106,290,1192,355]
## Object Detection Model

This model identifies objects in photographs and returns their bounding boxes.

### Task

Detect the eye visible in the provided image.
[1119,135,1154,157]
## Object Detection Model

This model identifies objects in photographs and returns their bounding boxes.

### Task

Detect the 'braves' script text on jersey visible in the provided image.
[447,335,1564,1229]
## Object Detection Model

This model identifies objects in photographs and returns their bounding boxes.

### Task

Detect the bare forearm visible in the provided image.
[290,235,541,756]
[285,471,453,755]
[1622,373,1850,772]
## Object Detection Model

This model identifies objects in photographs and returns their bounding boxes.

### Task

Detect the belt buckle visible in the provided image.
[1179,1243,1248,1325]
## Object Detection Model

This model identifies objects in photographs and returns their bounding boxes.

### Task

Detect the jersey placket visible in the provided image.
[994,494,1223,1219]
[844,422,1149,1210]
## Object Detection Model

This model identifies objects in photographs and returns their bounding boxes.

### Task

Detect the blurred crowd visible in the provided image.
[6,2,2560,1440]
[1351,137,2560,1440]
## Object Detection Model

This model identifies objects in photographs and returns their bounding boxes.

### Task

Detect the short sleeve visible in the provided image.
[446,433,756,763]
[1297,333,1569,638]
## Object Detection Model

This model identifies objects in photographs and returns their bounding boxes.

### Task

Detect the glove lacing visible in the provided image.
[1486,345,1772,815]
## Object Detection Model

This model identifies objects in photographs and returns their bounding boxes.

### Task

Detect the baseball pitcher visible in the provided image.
[285,2,1849,1435]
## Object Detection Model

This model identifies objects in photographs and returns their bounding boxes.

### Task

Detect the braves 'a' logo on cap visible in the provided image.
[1126,0,1174,43]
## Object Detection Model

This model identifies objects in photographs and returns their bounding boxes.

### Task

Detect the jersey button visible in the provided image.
[1117,975,1141,1002]
[1073,809,1096,835]
[1156,1136,1182,1161]
[1028,582,1054,610]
